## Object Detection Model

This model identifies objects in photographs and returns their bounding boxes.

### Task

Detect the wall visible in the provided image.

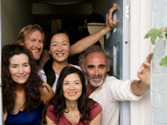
[91,0,110,19]
[1,0,32,47]
[151,1,167,124]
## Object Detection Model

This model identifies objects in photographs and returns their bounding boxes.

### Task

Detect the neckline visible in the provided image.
[62,114,80,125]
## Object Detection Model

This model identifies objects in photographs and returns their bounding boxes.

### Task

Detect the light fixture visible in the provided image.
[44,0,84,5]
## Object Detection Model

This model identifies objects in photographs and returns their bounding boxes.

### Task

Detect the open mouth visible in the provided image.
[32,49,40,54]
[56,53,65,57]
[68,92,77,96]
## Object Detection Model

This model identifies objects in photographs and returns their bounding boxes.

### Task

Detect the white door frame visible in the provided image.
[130,0,152,125]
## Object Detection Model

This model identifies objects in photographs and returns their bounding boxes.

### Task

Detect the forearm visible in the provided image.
[130,80,150,96]
[70,25,112,56]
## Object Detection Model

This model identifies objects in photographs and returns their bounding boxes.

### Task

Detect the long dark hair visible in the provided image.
[2,44,43,112]
[48,66,96,124]
[43,29,70,87]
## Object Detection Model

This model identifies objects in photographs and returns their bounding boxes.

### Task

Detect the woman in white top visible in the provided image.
[39,30,82,92]
[39,6,118,92]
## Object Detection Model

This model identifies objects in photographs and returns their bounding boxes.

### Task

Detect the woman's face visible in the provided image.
[9,54,31,84]
[49,33,70,63]
[63,73,82,102]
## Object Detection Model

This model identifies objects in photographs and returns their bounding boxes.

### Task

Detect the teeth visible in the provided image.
[57,53,64,56]
[68,92,77,96]
[32,50,39,53]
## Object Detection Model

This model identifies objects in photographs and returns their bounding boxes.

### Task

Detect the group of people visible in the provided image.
[2,5,153,125]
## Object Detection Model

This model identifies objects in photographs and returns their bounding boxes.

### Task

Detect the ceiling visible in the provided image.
[32,0,94,17]
[33,0,93,5]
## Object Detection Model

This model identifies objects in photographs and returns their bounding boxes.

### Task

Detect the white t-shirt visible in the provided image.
[89,75,143,125]
[38,64,82,92]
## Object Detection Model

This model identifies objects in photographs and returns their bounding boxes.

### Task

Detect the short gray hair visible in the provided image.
[79,45,113,69]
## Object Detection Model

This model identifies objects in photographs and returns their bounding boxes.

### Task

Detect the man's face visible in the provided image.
[82,52,109,87]
[21,30,44,60]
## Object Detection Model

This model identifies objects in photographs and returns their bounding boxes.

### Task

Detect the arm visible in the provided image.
[90,111,102,125]
[70,5,118,56]
[131,53,153,96]
[40,82,54,104]
[46,116,56,125]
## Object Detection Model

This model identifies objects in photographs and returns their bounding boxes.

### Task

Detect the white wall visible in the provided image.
[1,0,32,47]
[130,0,152,125]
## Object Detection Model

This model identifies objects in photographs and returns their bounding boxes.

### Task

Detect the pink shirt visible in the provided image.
[46,101,102,125]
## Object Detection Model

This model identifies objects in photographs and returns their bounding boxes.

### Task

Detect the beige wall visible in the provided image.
[1,0,32,47]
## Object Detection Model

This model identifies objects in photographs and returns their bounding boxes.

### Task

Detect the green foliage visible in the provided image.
[160,56,167,67]
[144,29,165,48]
[144,28,167,67]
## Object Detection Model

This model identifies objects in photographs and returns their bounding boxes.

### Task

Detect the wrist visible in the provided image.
[102,25,112,34]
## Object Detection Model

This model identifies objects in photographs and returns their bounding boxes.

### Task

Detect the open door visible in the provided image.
[105,0,130,124]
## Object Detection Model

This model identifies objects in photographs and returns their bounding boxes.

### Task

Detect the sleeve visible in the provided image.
[90,102,102,120]
[46,105,57,123]
[106,76,143,101]
[38,69,47,82]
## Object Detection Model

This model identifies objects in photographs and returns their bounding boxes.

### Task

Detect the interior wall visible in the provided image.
[91,0,110,16]
[1,0,32,47]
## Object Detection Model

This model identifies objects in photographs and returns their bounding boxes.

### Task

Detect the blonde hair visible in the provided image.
[17,24,44,43]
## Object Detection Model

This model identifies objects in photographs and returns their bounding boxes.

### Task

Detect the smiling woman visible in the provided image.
[9,54,31,84]
[2,44,54,124]
[44,66,102,125]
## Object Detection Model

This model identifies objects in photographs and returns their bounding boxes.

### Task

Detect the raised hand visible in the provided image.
[107,5,119,29]
[137,53,153,85]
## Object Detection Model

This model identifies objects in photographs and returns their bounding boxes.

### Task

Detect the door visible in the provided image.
[104,0,130,124]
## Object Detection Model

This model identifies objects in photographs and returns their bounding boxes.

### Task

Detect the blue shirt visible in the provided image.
[6,104,44,125]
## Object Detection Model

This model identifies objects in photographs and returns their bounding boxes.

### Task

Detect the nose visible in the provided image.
[94,68,100,76]
[69,84,75,90]
[34,41,41,48]
[18,67,24,74]
[57,44,63,51]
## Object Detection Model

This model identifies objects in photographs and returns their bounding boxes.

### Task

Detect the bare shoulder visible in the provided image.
[40,82,54,104]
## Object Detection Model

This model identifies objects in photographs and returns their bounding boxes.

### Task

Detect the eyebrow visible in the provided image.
[87,65,95,68]
[10,62,29,66]
[64,80,81,82]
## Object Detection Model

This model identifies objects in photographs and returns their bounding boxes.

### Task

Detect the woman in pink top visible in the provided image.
[45,66,102,125]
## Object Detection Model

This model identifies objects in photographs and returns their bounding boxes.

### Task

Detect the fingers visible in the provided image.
[146,53,153,63]
[138,61,150,73]
[107,5,118,28]
[109,5,118,15]
[108,5,118,19]
[138,53,153,73]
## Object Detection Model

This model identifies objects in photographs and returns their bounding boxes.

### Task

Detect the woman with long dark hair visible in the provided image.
[2,44,54,124]
[45,66,102,125]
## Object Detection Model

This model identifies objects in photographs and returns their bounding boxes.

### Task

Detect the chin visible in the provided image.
[90,80,103,87]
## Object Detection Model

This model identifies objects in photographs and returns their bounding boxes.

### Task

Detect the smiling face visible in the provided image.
[22,30,44,60]
[9,54,31,84]
[49,33,70,63]
[82,52,109,87]
[63,73,82,102]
